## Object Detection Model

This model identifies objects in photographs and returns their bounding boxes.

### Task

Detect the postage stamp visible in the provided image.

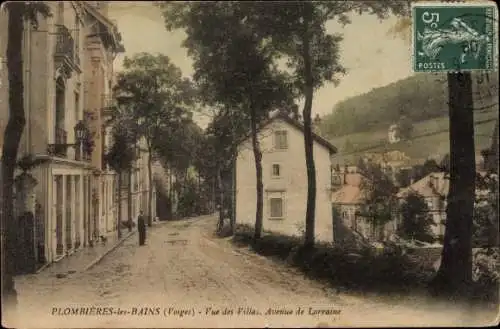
[412,1,499,72]
[2,1,500,328]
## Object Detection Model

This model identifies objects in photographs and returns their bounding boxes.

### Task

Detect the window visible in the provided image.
[74,91,80,121]
[74,176,81,246]
[74,13,80,65]
[272,164,281,177]
[65,176,72,250]
[57,2,64,24]
[102,182,106,215]
[274,130,288,150]
[55,77,65,132]
[270,198,283,219]
[350,209,357,230]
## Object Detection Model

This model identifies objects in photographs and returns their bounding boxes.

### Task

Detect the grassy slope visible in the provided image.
[329,107,498,165]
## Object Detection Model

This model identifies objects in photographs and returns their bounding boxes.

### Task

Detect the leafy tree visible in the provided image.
[160,2,294,239]
[422,158,440,173]
[192,129,218,214]
[113,53,195,226]
[343,138,354,154]
[105,115,137,237]
[357,159,399,239]
[160,1,410,246]
[390,4,483,296]
[290,104,302,122]
[409,158,442,184]
[394,169,409,188]
[397,191,435,243]
[177,177,201,218]
[318,71,498,139]
[198,111,238,231]
[168,120,203,190]
[237,0,410,247]
[1,1,51,317]
[432,73,477,294]
[200,108,252,232]
[395,115,414,141]
[410,164,425,183]
[153,117,201,218]
[472,173,498,248]
[319,74,450,137]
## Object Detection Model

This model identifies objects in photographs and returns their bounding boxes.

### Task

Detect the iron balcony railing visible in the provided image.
[47,125,93,162]
[47,127,68,158]
[54,24,77,67]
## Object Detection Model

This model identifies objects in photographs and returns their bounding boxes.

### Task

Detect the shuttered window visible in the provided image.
[274,130,288,150]
[270,198,283,218]
[272,164,280,177]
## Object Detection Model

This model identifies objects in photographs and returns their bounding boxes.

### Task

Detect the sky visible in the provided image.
[107,2,414,124]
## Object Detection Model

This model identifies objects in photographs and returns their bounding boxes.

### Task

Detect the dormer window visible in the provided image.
[274,130,288,150]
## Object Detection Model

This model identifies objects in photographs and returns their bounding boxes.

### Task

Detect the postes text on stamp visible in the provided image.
[412,2,498,72]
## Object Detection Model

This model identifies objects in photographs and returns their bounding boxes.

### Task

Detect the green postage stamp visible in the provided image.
[412,1,498,72]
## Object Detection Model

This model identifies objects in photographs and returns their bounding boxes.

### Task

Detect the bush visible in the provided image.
[232,224,434,294]
[470,248,499,303]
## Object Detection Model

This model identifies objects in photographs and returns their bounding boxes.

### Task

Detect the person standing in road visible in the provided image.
[138,210,146,246]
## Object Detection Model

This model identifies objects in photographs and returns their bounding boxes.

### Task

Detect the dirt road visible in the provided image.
[13,215,498,328]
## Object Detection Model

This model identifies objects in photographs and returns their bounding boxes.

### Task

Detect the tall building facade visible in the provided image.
[82,1,124,238]
[0,1,123,269]
[117,135,158,227]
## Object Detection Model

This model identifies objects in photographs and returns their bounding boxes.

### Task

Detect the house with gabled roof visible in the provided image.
[395,172,449,238]
[331,170,387,244]
[234,111,337,242]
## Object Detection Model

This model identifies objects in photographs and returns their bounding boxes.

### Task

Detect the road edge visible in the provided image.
[83,231,135,272]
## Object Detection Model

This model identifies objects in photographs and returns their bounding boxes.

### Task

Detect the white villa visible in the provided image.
[234,112,337,242]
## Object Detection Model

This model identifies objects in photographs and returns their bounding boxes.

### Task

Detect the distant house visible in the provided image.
[234,112,337,242]
[395,172,449,238]
[332,172,364,230]
[394,170,495,240]
[331,171,385,243]
[388,124,400,144]
[363,151,414,180]
[362,150,418,185]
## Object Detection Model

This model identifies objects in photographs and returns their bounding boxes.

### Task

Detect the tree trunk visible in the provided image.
[1,3,25,318]
[216,166,224,232]
[127,169,133,232]
[211,176,216,214]
[147,147,153,227]
[431,72,475,296]
[117,172,122,239]
[301,25,316,248]
[169,166,174,218]
[229,158,236,234]
[250,107,264,241]
[484,117,498,174]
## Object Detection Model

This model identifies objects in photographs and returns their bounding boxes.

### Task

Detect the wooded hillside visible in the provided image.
[319,73,498,138]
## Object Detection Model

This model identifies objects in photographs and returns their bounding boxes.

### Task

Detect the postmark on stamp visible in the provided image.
[412,1,498,72]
